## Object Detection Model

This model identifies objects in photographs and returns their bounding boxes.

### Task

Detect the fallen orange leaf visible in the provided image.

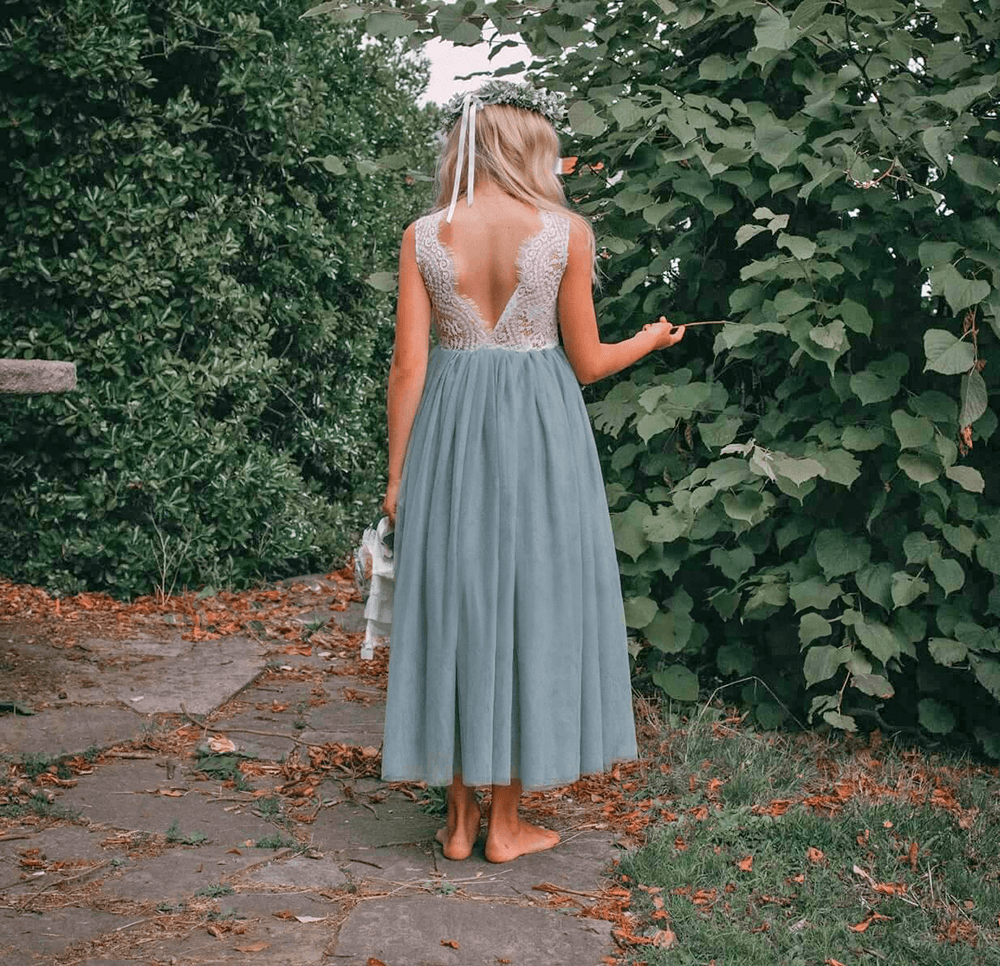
[874,882,907,895]
[849,911,891,932]
[737,855,753,872]
[825,960,847,966]
[234,942,268,953]
[440,939,460,949]
[807,847,825,863]
[652,928,677,948]
[367,959,388,966]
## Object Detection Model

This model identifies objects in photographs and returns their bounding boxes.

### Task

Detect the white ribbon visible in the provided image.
[446,92,481,223]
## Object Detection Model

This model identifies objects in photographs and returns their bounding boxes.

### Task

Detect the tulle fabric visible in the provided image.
[381,343,638,791]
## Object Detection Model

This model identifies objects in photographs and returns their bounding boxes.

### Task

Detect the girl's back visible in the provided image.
[435,191,547,331]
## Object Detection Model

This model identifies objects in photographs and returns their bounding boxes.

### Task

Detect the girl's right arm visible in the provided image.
[557,219,684,385]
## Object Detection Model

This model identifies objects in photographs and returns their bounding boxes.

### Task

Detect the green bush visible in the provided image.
[0,0,439,596]
[342,0,1000,753]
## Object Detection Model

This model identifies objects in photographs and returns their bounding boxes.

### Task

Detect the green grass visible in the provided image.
[419,785,448,816]
[165,819,208,845]
[613,708,1000,966]
[192,749,254,791]
[194,882,235,897]
[254,832,299,849]
[0,797,81,820]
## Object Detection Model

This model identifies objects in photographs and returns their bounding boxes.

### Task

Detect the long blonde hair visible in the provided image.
[430,103,600,288]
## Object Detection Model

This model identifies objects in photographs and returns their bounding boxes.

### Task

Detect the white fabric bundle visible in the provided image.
[354,515,394,660]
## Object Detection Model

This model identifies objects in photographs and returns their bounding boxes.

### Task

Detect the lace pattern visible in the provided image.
[414,207,570,352]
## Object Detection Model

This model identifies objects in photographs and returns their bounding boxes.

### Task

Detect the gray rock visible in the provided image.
[0,358,76,394]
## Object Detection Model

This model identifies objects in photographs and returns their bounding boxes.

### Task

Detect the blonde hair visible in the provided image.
[430,103,600,289]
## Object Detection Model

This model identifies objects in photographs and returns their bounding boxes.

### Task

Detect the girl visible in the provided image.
[380,80,685,864]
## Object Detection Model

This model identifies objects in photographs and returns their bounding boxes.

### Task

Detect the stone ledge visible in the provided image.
[0,358,77,394]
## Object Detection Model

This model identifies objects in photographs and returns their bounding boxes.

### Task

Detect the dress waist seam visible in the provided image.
[435,343,560,353]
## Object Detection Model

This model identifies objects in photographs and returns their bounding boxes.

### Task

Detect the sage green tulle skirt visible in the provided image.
[381,344,638,791]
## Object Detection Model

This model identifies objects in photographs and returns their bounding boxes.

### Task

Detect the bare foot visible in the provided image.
[484,818,561,863]
[435,800,481,860]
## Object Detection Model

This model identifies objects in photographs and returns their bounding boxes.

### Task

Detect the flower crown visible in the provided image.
[443,80,567,130]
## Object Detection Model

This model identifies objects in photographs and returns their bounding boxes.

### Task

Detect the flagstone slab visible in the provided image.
[331,894,614,966]
[0,705,148,759]
[98,843,280,902]
[308,795,441,851]
[0,906,125,964]
[0,823,114,896]
[56,760,279,845]
[127,914,332,964]
[293,695,385,747]
[235,853,350,891]
[65,634,266,715]
[336,843,437,890]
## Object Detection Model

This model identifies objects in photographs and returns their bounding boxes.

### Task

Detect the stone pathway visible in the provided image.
[0,573,630,965]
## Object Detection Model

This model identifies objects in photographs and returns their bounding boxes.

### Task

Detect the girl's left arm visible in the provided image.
[386,222,432,487]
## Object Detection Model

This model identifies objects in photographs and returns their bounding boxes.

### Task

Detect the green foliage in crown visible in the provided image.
[443,80,567,129]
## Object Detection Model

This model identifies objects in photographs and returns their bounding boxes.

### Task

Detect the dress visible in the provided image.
[380,205,638,791]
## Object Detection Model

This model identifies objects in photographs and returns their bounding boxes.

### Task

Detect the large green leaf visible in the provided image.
[891,410,934,449]
[929,637,968,666]
[753,118,806,169]
[923,329,976,375]
[789,577,842,613]
[815,529,871,579]
[959,369,988,427]
[366,10,417,37]
[890,571,929,609]
[971,655,1000,701]
[898,453,941,486]
[952,154,1000,194]
[928,266,991,316]
[945,465,985,493]
[856,562,894,611]
[624,595,658,628]
[610,500,651,562]
[754,7,794,50]
[803,644,845,688]
[918,698,955,734]
[653,664,699,702]
[929,554,965,596]
[568,100,607,136]
[855,619,901,664]
[800,612,833,646]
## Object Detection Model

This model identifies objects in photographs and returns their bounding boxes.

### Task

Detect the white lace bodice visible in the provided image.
[414,207,571,351]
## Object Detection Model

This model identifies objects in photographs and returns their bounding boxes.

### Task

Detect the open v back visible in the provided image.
[414,203,570,351]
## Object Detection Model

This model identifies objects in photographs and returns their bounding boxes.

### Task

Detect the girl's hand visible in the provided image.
[382,479,400,528]
[642,316,686,349]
